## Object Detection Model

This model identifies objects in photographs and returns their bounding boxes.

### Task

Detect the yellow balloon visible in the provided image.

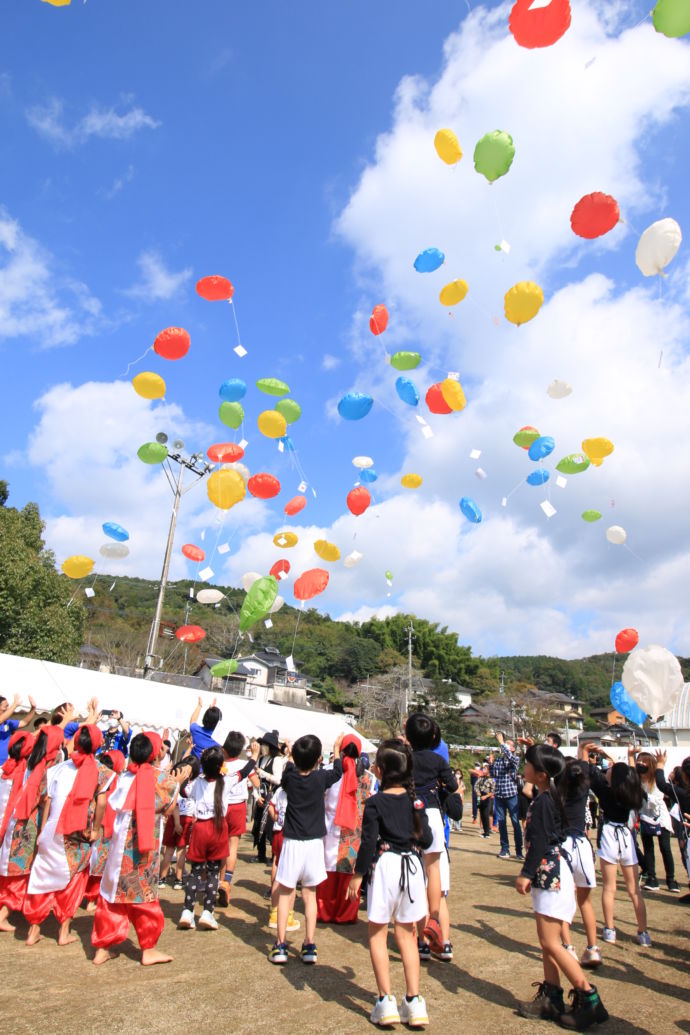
[504,281,544,326]
[439,279,468,306]
[62,555,94,579]
[434,129,462,166]
[401,473,423,489]
[582,437,614,467]
[257,410,287,439]
[314,539,340,562]
[440,378,467,412]
[42,0,71,6]
[132,371,166,400]
[273,531,298,548]
[207,469,246,509]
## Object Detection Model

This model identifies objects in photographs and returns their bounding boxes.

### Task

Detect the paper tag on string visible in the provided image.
[475,468,487,480]
[234,344,247,358]
[469,448,482,460]
[447,371,460,381]
[499,239,511,254]
[286,655,295,670]
[199,566,214,581]
[311,488,317,498]
[555,475,567,489]
[501,497,508,507]
[298,481,307,493]
[264,619,273,629]
[278,440,284,453]
[189,587,194,598]
[109,582,116,592]
[421,426,434,439]
[415,415,427,426]
[84,587,95,598]
[246,631,254,643]
[217,543,230,555]
[540,501,557,519]
[239,438,248,450]
[200,530,206,541]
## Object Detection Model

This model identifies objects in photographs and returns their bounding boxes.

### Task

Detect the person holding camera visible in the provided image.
[490,732,523,860]
[99,711,131,755]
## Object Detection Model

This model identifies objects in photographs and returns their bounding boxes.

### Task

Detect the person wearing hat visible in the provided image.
[24,724,115,946]
[253,730,286,864]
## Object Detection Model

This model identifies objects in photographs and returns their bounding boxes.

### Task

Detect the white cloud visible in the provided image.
[322,353,341,371]
[125,250,193,302]
[101,164,135,201]
[0,208,102,348]
[26,98,160,148]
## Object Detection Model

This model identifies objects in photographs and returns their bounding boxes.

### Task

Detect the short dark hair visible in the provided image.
[292,734,322,771]
[129,733,154,765]
[76,726,94,754]
[51,702,70,725]
[34,716,48,730]
[405,712,435,751]
[223,731,245,758]
[202,706,222,731]
[547,731,562,748]
[163,739,171,749]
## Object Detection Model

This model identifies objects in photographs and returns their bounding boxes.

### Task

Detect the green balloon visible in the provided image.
[581,510,602,523]
[385,570,393,581]
[137,441,168,464]
[211,659,239,677]
[219,401,244,429]
[239,575,278,632]
[256,377,290,396]
[653,0,690,37]
[473,130,515,183]
[275,398,301,424]
[390,351,421,371]
[512,428,540,449]
[556,453,591,475]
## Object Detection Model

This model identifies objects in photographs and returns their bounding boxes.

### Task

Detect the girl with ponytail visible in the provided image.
[557,753,601,968]
[515,744,608,1030]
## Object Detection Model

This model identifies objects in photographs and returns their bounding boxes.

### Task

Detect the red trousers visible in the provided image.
[0,874,29,912]
[83,874,101,903]
[24,868,90,926]
[316,870,360,924]
[91,896,164,951]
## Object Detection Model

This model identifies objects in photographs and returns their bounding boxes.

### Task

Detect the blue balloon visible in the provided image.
[102,522,129,542]
[219,378,247,402]
[360,468,378,484]
[526,469,550,486]
[395,376,419,407]
[280,435,295,452]
[459,497,482,523]
[337,392,374,421]
[610,681,647,727]
[414,247,445,273]
[528,435,555,461]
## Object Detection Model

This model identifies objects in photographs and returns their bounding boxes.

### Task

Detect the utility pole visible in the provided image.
[143,436,213,678]
[403,620,414,729]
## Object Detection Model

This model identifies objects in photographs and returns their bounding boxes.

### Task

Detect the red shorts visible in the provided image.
[162,814,195,849]
[225,801,247,837]
[187,818,229,863]
[272,829,284,864]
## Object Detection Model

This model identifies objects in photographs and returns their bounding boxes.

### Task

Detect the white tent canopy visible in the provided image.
[0,652,375,754]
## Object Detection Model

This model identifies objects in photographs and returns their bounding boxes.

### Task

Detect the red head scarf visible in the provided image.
[101,750,126,838]
[0,732,35,845]
[57,724,104,836]
[11,725,64,823]
[123,731,162,852]
[334,732,362,832]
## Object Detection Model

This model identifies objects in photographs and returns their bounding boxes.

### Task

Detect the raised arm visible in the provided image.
[189,695,203,728]
[0,693,20,725]
[17,695,37,728]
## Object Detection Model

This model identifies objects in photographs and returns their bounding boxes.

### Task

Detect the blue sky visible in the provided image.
[2,1,690,659]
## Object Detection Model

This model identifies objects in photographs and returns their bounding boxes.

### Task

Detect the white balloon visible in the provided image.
[269,595,285,613]
[99,542,129,559]
[197,588,224,604]
[622,644,684,718]
[344,550,363,567]
[224,461,250,484]
[635,217,682,277]
[606,525,627,545]
[352,456,374,470]
[241,571,262,592]
[547,379,572,399]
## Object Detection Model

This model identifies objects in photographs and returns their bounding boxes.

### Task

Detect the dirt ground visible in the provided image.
[2,828,689,1035]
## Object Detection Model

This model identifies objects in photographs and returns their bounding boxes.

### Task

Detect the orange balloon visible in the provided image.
[182,544,205,562]
[347,486,371,516]
[154,327,190,361]
[284,495,307,517]
[369,304,389,335]
[248,473,281,499]
[207,442,245,463]
[425,383,453,414]
[294,568,329,601]
[196,275,234,301]
[175,625,206,643]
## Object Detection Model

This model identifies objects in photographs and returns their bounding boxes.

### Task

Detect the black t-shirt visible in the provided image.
[412,748,458,809]
[588,764,634,824]
[521,793,566,880]
[281,758,343,840]
[563,786,589,836]
[355,791,433,876]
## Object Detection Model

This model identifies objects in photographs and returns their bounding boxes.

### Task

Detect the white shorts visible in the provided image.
[562,834,597,889]
[275,837,326,889]
[367,851,428,925]
[440,845,450,895]
[423,807,446,855]
[531,858,576,922]
[597,823,638,867]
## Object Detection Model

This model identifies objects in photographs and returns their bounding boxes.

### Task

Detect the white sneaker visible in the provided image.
[197,909,218,930]
[370,995,400,1027]
[399,996,429,1028]
[178,909,195,929]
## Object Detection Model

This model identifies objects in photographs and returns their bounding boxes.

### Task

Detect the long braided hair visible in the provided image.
[376,739,424,841]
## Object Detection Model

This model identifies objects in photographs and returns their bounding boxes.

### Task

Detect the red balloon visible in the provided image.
[347,486,371,517]
[248,473,281,499]
[518,425,539,450]
[284,495,306,516]
[181,544,205,562]
[196,275,234,302]
[570,192,620,239]
[425,383,452,415]
[509,0,571,49]
[175,624,206,643]
[369,304,389,336]
[207,442,245,463]
[270,559,291,580]
[615,628,639,654]
[154,327,190,361]
[294,568,329,601]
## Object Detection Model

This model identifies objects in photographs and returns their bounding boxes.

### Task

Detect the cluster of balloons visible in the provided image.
[62,520,133,579]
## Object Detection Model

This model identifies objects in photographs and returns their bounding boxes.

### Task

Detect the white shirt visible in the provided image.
[224,758,252,804]
[640,782,673,833]
[185,773,240,821]
[270,787,288,831]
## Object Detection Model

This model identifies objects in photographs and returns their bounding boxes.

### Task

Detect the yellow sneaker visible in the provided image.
[269,907,278,929]
[287,910,300,932]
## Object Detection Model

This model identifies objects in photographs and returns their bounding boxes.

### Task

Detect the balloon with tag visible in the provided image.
[196,275,234,301]
[615,628,639,653]
[240,575,278,632]
[197,589,224,605]
[369,304,389,335]
[622,644,684,717]
[610,681,647,726]
[434,128,462,165]
[473,130,515,182]
[294,568,329,601]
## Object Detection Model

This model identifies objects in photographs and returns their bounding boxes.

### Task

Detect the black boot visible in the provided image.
[517,981,565,1020]
[559,985,609,1030]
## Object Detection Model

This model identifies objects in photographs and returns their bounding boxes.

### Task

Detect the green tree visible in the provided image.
[0,483,84,663]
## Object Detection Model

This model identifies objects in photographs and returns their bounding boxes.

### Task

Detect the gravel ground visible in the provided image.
[1,828,688,1035]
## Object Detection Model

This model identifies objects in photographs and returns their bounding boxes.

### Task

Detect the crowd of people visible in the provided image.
[1,691,689,1031]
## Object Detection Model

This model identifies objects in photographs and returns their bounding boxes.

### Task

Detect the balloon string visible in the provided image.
[503,476,525,502]
[658,275,664,368]
[290,609,302,659]
[120,345,153,379]
[623,542,644,562]
[230,299,242,350]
